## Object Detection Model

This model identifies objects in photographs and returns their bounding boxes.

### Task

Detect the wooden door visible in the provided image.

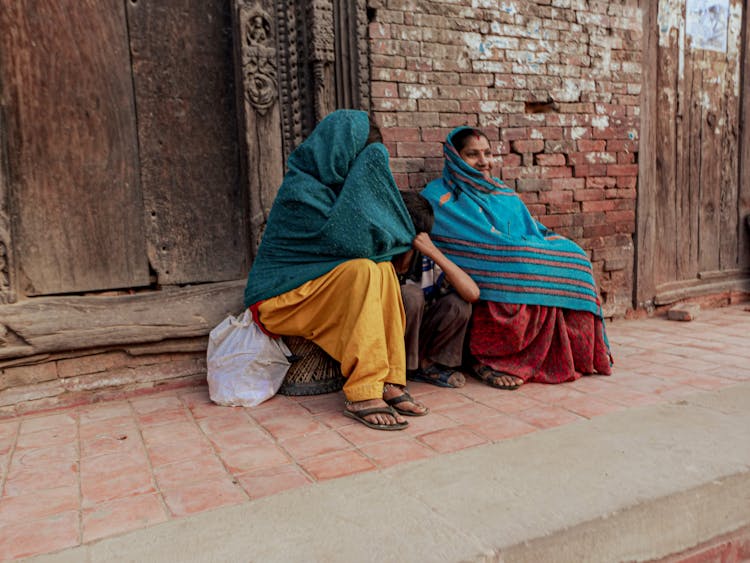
[637,0,750,306]
[0,1,149,295]
[126,0,248,285]
[0,0,247,298]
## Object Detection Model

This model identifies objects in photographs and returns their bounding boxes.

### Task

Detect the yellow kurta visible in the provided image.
[258,259,406,402]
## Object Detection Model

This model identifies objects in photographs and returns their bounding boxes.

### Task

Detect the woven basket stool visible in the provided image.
[278,336,346,396]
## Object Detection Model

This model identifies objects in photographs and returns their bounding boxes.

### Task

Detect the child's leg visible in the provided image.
[420,293,472,368]
[400,283,425,372]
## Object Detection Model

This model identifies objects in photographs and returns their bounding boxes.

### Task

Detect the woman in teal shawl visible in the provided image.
[422,127,612,389]
[245,110,429,429]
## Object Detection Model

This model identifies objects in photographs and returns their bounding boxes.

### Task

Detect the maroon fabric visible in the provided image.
[469,301,612,384]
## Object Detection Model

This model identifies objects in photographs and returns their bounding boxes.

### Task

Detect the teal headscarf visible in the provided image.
[244,110,415,306]
[422,126,603,316]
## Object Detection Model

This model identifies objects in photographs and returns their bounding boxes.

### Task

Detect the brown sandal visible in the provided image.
[472,365,523,390]
[343,405,409,430]
[383,386,430,417]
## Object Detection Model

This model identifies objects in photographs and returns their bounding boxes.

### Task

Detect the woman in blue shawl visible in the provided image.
[422,127,612,389]
[245,110,429,430]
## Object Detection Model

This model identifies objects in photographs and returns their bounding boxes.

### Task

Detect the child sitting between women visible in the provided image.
[394,191,480,388]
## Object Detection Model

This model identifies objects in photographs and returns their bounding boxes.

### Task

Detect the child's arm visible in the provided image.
[412,232,480,303]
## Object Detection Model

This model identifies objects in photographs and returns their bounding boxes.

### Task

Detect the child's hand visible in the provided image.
[412,232,438,257]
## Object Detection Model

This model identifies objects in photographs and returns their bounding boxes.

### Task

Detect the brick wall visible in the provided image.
[368,0,642,317]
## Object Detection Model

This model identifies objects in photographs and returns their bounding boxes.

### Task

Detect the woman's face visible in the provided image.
[458,134,494,180]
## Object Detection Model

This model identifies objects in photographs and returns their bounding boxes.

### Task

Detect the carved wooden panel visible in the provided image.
[233,0,370,254]
[0,0,149,296]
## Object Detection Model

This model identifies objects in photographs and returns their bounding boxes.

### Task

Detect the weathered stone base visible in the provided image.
[0,349,207,418]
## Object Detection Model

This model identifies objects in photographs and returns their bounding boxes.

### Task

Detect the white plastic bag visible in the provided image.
[206,309,291,407]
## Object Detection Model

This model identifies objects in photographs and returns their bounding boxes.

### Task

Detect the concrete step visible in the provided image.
[28,382,750,563]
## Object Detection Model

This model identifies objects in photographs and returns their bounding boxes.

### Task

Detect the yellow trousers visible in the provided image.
[258,259,407,402]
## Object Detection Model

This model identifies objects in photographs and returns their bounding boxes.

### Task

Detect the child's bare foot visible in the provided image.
[472,364,523,390]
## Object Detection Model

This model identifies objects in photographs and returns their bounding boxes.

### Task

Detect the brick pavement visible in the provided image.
[1,304,749,560]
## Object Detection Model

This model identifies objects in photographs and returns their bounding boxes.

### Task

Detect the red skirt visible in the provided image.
[469,301,612,384]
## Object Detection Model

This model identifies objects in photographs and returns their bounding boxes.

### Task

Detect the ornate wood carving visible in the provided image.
[240,7,279,114]
[232,0,285,255]
[230,0,371,252]
[309,0,336,122]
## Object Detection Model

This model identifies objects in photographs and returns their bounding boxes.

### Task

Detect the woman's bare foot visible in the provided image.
[344,398,408,429]
[383,383,429,416]
[472,364,523,390]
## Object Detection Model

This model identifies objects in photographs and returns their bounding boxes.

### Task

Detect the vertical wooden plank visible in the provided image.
[653,1,681,290]
[740,0,750,271]
[635,0,659,306]
[681,47,702,281]
[697,54,725,273]
[127,0,247,284]
[0,1,148,295]
[718,0,744,272]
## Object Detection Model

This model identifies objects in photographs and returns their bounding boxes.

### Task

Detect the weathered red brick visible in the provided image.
[578,140,607,151]
[418,99,461,112]
[539,166,572,179]
[540,214,574,228]
[583,224,617,237]
[574,164,608,177]
[567,152,617,165]
[548,202,581,214]
[574,188,606,202]
[582,200,617,212]
[516,178,552,192]
[501,128,529,141]
[500,154,523,167]
[587,177,617,188]
[616,176,638,188]
[512,140,545,154]
[606,210,636,222]
[381,127,420,142]
[420,127,453,142]
[527,204,547,216]
[369,22,391,39]
[607,164,638,176]
[529,127,564,140]
[536,154,566,166]
[551,178,585,191]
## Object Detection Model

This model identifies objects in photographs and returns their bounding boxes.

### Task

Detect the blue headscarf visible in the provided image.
[244,110,415,306]
[422,126,603,315]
